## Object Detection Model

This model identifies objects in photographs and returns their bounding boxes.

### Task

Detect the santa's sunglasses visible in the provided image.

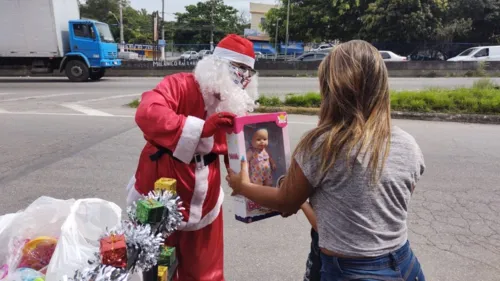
[230,62,257,77]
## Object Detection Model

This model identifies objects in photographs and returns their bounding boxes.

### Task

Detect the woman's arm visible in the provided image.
[301,202,318,232]
[227,158,313,214]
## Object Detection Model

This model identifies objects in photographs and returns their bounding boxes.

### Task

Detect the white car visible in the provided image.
[311,44,334,52]
[447,46,500,61]
[180,51,198,60]
[255,51,266,59]
[380,51,407,61]
[197,50,212,59]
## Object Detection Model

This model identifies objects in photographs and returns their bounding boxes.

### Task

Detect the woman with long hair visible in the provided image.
[226,40,426,281]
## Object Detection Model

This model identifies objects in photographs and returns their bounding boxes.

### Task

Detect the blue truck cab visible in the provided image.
[60,19,122,82]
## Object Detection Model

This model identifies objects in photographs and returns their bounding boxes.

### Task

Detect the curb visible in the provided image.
[255,106,500,125]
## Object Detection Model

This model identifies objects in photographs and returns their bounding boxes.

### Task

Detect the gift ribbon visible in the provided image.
[0,264,8,280]
[111,234,116,251]
[146,199,157,206]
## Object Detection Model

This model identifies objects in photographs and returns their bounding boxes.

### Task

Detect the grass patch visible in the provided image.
[129,79,500,115]
[128,99,140,108]
[258,80,500,115]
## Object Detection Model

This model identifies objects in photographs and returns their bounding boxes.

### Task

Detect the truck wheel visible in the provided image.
[65,60,89,82]
[90,69,106,81]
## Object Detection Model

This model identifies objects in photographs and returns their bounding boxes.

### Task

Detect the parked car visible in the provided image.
[379,51,407,61]
[197,50,212,59]
[447,46,500,61]
[255,51,265,58]
[180,51,198,60]
[293,52,328,62]
[311,44,334,52]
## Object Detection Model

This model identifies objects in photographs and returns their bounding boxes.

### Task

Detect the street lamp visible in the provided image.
[274,18,280,58]
[161,0,165,61]
[108,9,124,52]
[284,0,290,58]
[119,0,124,52]
[210,0,215,51]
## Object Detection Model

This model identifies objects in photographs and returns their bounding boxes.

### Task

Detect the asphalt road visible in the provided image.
[2,76,500,98]
[1,78,500,281]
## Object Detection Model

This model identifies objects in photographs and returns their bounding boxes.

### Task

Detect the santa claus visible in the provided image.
[126,34,259,281]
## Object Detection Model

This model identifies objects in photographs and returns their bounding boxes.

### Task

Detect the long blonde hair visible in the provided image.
[293,40,391,183]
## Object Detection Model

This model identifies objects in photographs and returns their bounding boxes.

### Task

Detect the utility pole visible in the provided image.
[275,18,280,58]
[161,0,165,60]
[284,0,290,58]
[119,0,124,52]
[210,0,215,51]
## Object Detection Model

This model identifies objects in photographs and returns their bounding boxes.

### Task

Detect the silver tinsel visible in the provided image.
[68,190,184,281]
[127,190,185,237]
[67,262,129,281]
[122,221,164,272]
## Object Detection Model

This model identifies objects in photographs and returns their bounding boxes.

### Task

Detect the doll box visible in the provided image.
[226,112,291,224]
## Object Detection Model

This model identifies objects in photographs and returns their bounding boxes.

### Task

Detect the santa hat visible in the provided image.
[213,34,256,69]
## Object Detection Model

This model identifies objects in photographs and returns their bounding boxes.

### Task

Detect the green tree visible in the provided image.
[360,0,443,43]
[262,0,334,43]
[261,0,369,43]
[80,0,154,44]
[173,0,246,47]
[443,0,500,43]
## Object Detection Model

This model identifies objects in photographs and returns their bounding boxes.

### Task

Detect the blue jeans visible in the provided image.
[304,228,322,281]
[320,241,425,281]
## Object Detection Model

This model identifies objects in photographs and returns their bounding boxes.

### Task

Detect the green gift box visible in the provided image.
[159,246,176,266]
[136,199,165,224]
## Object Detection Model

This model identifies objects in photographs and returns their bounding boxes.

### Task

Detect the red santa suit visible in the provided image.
[126,34,258,281]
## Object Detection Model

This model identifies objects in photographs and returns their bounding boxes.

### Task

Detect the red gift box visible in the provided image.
[100,234,127,268]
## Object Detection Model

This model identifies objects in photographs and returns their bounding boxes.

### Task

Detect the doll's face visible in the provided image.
[252,129,268,150]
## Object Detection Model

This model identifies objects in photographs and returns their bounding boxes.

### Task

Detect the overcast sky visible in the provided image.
[129,0,279,21]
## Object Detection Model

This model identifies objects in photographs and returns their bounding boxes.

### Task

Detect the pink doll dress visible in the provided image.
[248,147,273,186]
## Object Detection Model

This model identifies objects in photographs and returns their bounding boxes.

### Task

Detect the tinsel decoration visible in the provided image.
[127,190,185,237]
[68,190,184,281]
[68,261,129,281]
[121,222,164,272]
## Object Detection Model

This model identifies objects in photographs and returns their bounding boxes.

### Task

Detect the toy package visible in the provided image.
[226,112,291,223]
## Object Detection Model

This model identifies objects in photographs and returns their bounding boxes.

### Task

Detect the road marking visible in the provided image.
[0,111,133,118]
[61,103,114,116]
[0,110,318,124]
[73,93,141,103]
[0,93,11,96]
[289,121,317,125]
[0,93,86,103]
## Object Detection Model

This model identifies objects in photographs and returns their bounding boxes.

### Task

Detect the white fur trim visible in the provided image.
[126,175,142,207]
[178,166,209,230]
[213,47,255,69]
[173,116,205,164]
[178,168,224,231]
[195,136,215,155]
[188,186,224,231]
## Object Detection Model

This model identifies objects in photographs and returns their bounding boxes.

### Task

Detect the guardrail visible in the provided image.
[103,60,499,78]
[0,60,498,78]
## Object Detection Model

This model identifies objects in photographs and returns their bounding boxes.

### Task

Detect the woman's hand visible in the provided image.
[226,157,251,196]
[271,161,277,171]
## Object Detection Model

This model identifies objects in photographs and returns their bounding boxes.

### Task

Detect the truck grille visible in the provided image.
[107,52,117,58]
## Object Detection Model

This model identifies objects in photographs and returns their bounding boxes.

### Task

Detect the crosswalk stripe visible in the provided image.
[60,103,114,116]
[0,93,86,103]
[74,93,142,103]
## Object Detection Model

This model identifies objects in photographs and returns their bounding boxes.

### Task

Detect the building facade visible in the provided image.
[249,2,277,39]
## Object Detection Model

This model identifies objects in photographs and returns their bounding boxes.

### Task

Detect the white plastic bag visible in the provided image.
[0,196,76,279]
[46,198,122,281]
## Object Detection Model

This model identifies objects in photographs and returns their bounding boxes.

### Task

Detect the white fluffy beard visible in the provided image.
[193,55,259,116]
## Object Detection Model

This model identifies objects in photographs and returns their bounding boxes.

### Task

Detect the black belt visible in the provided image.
[149,145,218,168]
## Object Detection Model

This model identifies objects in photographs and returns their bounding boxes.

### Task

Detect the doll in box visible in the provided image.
[246,128,277,187]
[226,112,291,223]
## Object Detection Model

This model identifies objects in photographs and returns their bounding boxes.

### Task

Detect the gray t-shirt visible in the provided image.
[296,126,425,257]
